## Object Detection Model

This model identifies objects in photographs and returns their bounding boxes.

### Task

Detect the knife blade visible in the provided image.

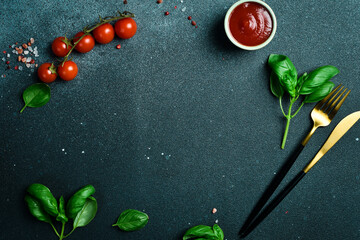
[303,111,360,173]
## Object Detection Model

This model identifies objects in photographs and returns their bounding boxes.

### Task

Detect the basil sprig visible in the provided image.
[268,54,339,149]
[183,224,224,240]
[25,183,97,240]
[113,209,149,232]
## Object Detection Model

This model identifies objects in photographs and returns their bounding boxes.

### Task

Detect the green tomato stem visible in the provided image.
[281,100,294,149]
[62,11,135,63]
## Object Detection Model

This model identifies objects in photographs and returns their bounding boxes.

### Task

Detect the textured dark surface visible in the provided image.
[1,1,359,239]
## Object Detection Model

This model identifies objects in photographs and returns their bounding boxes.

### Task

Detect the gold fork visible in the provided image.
[301,84,351,145]
[239,84,350,236]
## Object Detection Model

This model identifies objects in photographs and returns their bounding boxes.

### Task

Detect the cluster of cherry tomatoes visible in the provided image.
[38,17,137,83]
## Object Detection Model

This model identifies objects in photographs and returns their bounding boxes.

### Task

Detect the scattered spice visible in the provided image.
[212,208,217,214]
[165,11,170,16]
[123,0,128,4]
[157,0,163,3]
[191,20,196,26]
[116,44,121,49]
[188,16,192,20]
[1,37,39,77]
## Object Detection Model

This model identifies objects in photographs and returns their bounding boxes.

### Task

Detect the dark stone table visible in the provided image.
[1,1,359,239]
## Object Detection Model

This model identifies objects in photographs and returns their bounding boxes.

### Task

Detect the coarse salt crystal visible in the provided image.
[28,46,33,51]
[26,63,31,68]
[24,50,29,55]
[182,7,186,12]
[18,66,23,71]
[1,57,5,62]
[6,53,10,58]
[26,57,32,62]
[12,50,16,54]
[11,44,15,48]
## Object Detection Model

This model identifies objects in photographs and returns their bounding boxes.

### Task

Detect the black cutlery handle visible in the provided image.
[240,171,306,238]
[239,144,305,235]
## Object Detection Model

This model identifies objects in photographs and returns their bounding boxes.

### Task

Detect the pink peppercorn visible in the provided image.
[188,16,192,20]
[191,20,196,26]
[165,11,169,16]
[6,61,10,64]
[14,66,18,70]
[116,44,121,49]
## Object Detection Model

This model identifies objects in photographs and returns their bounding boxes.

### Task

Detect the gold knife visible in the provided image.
[303,110,360,173]
[240,111,360,238]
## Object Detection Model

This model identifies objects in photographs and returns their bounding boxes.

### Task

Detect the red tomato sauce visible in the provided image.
[229,2,273,46]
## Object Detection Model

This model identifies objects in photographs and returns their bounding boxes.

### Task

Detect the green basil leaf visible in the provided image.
[25,195,52,223]
[112,209,149,232]
[270,71,284,98]
[296,72,308,93]
[213,224,224,240]
[66,185,95,219]
[56,196,68,223]
[73,196,97,229]
[20,83,51,113]
[268,54,297,97]
[27,183,59,217]
[183,225,218,240]
[304,81,335,103]
[299,65,339,95]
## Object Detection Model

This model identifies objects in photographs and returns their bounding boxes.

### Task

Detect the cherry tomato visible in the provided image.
[52,37,72,57]
[38,63,57,83]
[73,32,95,53]
[57,61,78,81]
[92,23,115,44]
[114,18,137,39]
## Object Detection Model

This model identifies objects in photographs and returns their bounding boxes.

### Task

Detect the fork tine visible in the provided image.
[328,90,351,120]
[321,86,344,111]
[314,84,342,110]
[325,88,347,114]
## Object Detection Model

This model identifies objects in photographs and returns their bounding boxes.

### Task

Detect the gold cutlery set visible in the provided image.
[240,85,359,237]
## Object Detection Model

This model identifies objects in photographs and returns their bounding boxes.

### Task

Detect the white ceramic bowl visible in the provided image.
[224,0,277,50]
